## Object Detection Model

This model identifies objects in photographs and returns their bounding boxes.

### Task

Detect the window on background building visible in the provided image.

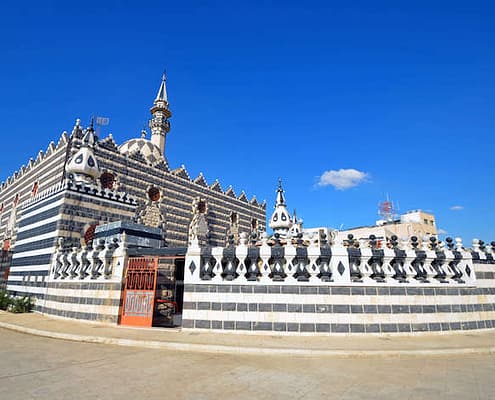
[100,172,115,189]
[423,219,428,225]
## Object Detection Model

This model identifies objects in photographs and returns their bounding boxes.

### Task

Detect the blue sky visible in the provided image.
[1,1,494,242]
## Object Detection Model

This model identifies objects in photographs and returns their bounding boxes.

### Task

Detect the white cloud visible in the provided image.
[317,169,369,190]
[450,205,464,211]
[437,228,448,235]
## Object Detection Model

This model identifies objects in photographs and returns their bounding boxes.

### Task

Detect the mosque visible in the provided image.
[0,75,265,316]
[1,75,494,335]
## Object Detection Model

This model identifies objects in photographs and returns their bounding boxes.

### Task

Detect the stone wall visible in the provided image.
[182,236,495,334]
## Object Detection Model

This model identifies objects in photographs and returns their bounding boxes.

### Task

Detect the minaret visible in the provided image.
[269,179,292,237]
[149,73,172,154]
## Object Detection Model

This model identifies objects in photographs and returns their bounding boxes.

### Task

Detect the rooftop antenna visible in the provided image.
[94,115,110,138]
[378,193,397,222]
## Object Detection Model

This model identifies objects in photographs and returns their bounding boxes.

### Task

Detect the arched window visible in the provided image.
[13,194,19,207]
[230,212,238,224]
[148,186,160,202]
[197,200,206,214]
[251,218,258,230]
[31,181,39,197]
[100,172,115,189]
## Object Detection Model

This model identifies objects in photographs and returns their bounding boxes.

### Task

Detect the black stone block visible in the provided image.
[237,303,248,312]
[300,323,315,332]
[351,305,363,313]
[411,324,428,332]
[223,321,235,330]
[318,287,330,295]
[241,285,253,293]
[333,304,350,313]
[211,320,222,329]
[287,323,299,332]
[351,287,365,295]
[436,304,452,313]
[381,323,398,333]
[331,323,350,333]
[195,320,211,329]
[268,285,281,294]
[390,287,406,296]
[281,286,299,294]
[273,303,288,312]
[235,321,252,330]
[406,287,422,296]
[332,287,350,295]
[350,324,365,333]
[450,322,461,330]
[222,303,236,311]
[377,305,391,314]
[301,286,318,295]
[259,303,272,312]
[288,304,302,313]
[253,322,273,331]
[303,304,316,313]
[315,323,330,332]
[274,323,287,332]
[398,323,411,332]
[392,305,410,314]
[365,324,380,333]
[363,305,378,314]
[428,323,441,331]
[422,305,436,313]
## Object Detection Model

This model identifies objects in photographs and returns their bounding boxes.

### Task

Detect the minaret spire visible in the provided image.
[149,72,172,155]
[155,72,168,102]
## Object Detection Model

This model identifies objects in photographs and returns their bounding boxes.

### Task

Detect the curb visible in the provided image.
[2,321,495,358]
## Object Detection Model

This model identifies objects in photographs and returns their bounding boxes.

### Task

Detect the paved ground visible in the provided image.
[2,312,495,357]
[1,328,495,400]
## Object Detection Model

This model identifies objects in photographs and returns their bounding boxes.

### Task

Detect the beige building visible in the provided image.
[335,210,437,244]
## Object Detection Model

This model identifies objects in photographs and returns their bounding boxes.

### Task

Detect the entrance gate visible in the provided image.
[120,255,185,327]
[120,257,158,327]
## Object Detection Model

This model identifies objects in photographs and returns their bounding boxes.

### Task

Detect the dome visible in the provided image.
[118,138,164,164]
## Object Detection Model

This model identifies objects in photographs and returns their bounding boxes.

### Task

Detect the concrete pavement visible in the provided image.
[1,327,495,400]
[1,311,495,358]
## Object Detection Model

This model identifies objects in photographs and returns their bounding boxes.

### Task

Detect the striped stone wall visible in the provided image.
[6,186,65,309]
[182,240,495,334]
[182,280,495,334]
[6,180,136,314]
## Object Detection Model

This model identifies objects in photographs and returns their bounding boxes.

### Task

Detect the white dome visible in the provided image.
[118,138,163,164]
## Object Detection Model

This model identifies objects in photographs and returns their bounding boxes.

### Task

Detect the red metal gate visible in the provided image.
[120,257,158,327]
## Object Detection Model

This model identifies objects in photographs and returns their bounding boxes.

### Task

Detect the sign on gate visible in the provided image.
[120,257,158,327]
